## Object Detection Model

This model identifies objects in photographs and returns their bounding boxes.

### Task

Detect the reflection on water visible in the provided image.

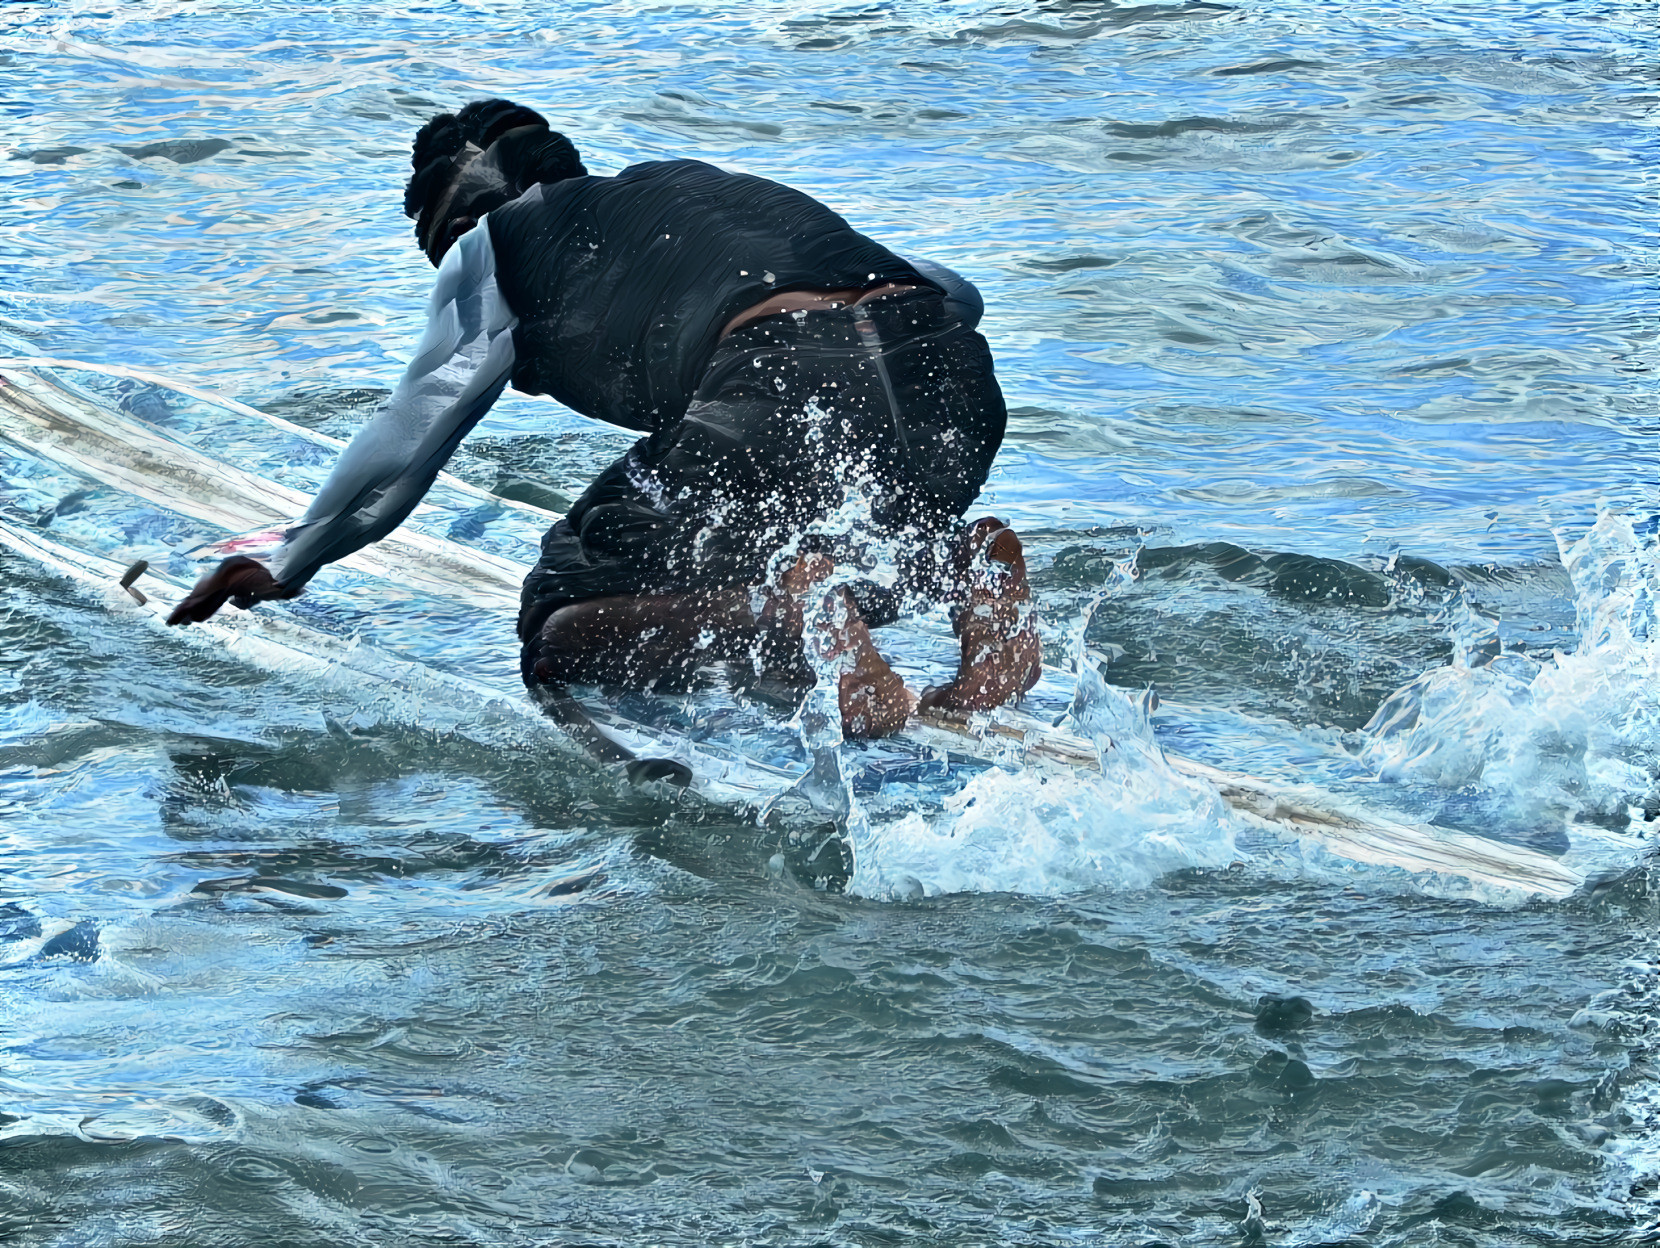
[1,1,1656,1243]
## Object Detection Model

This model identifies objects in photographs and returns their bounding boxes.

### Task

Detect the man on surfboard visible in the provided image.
[167,99,1038,738]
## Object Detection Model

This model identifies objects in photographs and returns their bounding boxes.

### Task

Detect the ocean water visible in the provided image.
[1,1,1657,1244]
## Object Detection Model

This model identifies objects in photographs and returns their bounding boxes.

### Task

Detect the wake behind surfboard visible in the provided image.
[0,359,1603,900]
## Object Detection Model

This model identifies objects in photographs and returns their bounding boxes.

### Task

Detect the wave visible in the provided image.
[1362,503,1659,831]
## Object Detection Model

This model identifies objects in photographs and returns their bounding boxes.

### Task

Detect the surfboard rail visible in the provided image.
[0,356,562,523]
[907,706,1582,897]
[0,362,526,612]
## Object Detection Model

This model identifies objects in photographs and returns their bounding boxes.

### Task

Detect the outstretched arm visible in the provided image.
[168,222,517,625]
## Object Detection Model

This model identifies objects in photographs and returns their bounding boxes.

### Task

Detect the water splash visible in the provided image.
[1361,505,1660,826]
[846,660,1240,899]
[770,483,916,870]
[785,576,864,835]
[848,551,1239,900]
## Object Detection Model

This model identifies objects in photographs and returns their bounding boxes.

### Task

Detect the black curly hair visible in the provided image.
[405,99,585,264]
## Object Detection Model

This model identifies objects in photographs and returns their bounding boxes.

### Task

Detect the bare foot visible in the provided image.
[768,554,913,738]
[829,602,913,738]
[918,519,1041,714]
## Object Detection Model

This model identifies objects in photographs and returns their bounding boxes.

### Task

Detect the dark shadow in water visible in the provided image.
[113,139,235,165]
[1038,538,1463,730]
[1037,0,1234,24]
[153,719,850,898]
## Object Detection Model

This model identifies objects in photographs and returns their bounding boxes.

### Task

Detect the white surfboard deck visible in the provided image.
[0,360,1587,899]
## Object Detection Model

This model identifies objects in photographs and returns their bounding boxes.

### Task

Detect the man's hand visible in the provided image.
[166,556,299,626]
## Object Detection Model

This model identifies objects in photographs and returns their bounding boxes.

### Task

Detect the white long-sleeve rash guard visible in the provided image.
[262,225,982,594]
[266,223,517,592]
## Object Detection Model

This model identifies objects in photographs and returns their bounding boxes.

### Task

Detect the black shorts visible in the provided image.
[517,286,1006,681]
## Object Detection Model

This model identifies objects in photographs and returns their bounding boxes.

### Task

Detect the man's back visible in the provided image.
[488,159,928,432]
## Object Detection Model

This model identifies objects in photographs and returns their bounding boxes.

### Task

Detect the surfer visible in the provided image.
[166,99,1039,738]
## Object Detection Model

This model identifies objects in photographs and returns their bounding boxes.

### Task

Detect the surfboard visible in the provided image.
[0,360,1588,899]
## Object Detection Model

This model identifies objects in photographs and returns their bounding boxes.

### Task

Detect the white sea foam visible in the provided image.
[848,504,1659,903]
[848,662,1241,899]
[1361,505,1659,830]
